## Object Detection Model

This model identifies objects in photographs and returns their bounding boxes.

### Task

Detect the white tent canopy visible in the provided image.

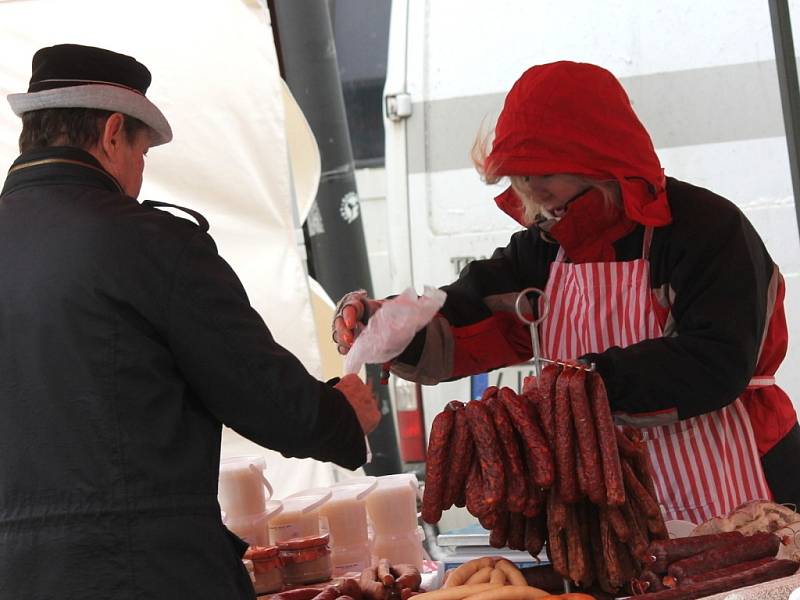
[0,0,351,498]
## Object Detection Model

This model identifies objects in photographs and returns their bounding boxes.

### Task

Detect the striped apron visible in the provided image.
[538,227,771,523]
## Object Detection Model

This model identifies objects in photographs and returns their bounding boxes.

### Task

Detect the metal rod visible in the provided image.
[769,0,800,241]
[528,356,596,372]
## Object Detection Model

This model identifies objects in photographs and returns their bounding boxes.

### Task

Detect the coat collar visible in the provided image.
[2,146,123,197]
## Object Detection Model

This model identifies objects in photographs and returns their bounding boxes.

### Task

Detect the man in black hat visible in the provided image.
[0,44,380,599]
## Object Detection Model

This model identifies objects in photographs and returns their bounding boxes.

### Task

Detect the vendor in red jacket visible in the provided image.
[334,61,800,523]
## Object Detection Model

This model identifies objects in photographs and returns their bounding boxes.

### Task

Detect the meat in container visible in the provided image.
[244,545,284,594]
[277,534,333,585]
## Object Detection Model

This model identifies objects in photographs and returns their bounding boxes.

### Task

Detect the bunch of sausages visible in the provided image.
[421,365,669,595]
[271,579,363,600]
[629,531,798,598]
[271,562,422,600]
[360,559,423,600]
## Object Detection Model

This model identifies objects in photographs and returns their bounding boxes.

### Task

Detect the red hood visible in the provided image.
[488,62,671,247]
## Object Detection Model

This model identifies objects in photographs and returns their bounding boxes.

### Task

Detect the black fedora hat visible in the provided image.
[7,44,172,145]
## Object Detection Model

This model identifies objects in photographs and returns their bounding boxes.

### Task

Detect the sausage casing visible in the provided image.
[465,400,505,507]
[587,372,625,506]
[421,408,455,523]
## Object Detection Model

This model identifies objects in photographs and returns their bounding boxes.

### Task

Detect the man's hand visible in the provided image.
[334,373,382,435]
[332,290,383,355]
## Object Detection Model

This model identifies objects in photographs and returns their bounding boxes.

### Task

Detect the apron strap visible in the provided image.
[642,226,654,260]
[747,376,776,389]
[555,245,567,262]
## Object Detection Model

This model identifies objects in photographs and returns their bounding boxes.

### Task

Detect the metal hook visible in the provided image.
[514,287,548,327]
[514,287,596,376]
[515,288,548,377]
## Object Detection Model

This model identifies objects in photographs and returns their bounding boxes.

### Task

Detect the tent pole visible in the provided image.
[269,0,402,476]
[769,0,800,239]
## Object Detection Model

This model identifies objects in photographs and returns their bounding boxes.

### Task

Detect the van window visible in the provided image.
[330,0,391,167]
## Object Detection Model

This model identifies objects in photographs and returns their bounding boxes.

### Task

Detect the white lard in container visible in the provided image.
[371,527,425,570]
[321,477,377,575]
[218,455,271,519]
[269,488,331,544]
[366,473,419,535]
[367,474,423,568]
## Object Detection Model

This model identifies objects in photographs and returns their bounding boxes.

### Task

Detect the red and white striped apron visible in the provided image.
[538,227,771,523]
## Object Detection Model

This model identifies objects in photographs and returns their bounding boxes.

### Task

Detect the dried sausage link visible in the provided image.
[489,510,510,549]
[465,400,505,507]
[629,558,799,599]
[481,386,499,402]
[565,504,589,586]
[554,369,579,502]
[620,494,651,565]
[666,532,781,581]
[604,505,630,543]
[600,503,624,589]
[524,513,546,559]
[507,511,527,551]
[589,504,615,595]
[568,369,606,504]
[647,531,744,574]
[615,427,644,458]
[536,363,561,446]
[666,557,774,588]
[632,570,667,594]
[547,528,568,579]
[622,459,660,519]
[501,387,554,488]
[443,406,474,509]
[487,392,528,513]
[523,470,544,517]
[465,456,490,518]
[587,372,625,505]
[421,408,455,523]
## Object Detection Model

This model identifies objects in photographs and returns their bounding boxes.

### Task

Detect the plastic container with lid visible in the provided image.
[372,526,425,570]
[277,534,333,585]
[244,545,284,594]
[321,477,377,575]
[366,474,419,536]
[269,488,331,545]
[225,499,283,548]
[218,455,272,519]
[330,541,372,576]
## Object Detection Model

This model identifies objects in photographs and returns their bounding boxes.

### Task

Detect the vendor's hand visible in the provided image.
[332,290,384,355]
[335,373,381,435]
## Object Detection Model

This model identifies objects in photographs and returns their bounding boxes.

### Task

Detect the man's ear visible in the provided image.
[99,113,127,158]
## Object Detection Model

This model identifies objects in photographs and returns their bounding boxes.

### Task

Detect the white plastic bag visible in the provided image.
[344,286,446,375]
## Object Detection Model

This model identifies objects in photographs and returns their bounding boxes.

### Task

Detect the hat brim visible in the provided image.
[7,84,172,146]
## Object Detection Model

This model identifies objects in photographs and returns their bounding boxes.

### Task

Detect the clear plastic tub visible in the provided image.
[269,488,331,544]
[218,455,272,519]
[277,534,333,585]
[372,526,425,570]
[244,545,284,594]
[225,499,283,547]
[321,478,377,546]
[321,478,377,575]
[366,474,419,536]
[330,541,371,576]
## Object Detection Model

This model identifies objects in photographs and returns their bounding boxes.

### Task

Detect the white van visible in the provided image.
[359,0,800,534]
